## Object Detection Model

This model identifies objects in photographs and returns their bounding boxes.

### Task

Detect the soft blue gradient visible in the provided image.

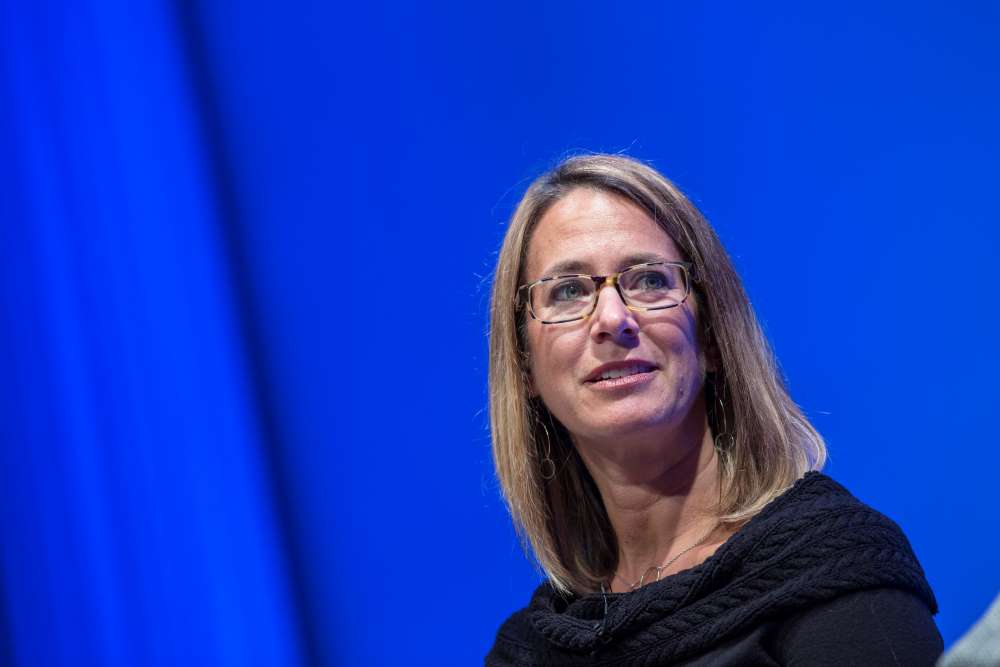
[1,1,997,665]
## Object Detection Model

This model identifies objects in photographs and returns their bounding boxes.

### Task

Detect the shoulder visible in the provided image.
[769,587,943,665]
[485,588,548,667]
[675,474,944,665]
[731,471,918,561]
[731,472,937,613]
[752,470,896,524]
[686,472,940,647]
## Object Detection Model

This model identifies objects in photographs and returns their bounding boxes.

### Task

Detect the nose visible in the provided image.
[590,284,639,343]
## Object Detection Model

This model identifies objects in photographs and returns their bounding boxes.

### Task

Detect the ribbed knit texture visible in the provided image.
[487,472,937,666]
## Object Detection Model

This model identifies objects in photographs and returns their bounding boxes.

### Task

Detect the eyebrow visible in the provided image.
[540,252,674,277]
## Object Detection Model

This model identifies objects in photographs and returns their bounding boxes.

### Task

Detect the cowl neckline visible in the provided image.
[526,472,937,659]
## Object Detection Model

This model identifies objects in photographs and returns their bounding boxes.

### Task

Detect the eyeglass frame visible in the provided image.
[516,260,696,324]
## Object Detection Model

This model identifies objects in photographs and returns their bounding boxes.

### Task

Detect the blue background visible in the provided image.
[1,2,997,665]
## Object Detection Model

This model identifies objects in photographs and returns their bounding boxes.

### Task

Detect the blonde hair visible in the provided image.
[488,154,826,594]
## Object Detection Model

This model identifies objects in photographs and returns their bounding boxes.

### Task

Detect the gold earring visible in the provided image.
[714,390,735,450]
[538,420,556,480]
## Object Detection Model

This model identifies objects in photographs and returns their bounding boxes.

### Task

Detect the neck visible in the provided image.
[574,401,724,591]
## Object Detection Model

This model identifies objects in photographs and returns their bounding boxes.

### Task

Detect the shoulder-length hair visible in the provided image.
[488,154,826,594]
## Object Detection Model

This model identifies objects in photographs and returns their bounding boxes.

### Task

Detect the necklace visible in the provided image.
[611,522,720,592]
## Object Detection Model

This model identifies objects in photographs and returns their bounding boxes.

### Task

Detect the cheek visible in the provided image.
[668,305,703,364]
[647,320,706,391]
[524,326,551,397]
[526,326,583,397]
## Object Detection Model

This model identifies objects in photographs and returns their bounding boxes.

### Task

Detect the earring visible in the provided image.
[714,383,735,450]
[538,420,556,480]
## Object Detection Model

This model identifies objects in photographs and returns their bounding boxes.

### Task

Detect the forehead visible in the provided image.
[525,188,683,279]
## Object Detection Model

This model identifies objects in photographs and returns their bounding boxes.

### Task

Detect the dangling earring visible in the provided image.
[714,383,735,450]
[538,420,556,480]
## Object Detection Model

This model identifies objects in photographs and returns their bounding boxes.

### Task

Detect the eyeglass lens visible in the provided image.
[530,264,688,322]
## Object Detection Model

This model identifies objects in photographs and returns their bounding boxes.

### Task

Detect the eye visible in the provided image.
[551,279,587,302]
[633,270,669,291]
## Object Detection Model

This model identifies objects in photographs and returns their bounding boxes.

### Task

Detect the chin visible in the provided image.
[579,412,678,442]
[588,394,701,440]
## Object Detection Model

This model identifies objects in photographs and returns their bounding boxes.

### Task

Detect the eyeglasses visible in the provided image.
[517,261,694,324]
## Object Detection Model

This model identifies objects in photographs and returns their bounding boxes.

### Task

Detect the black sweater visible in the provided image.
[487,472,942,666]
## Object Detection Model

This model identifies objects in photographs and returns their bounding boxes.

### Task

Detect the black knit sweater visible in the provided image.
[487,472,942,666]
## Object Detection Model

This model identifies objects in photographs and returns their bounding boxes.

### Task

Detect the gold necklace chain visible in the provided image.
[613,522,720,591]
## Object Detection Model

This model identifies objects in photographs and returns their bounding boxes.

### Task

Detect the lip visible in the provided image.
[584,360,659,384]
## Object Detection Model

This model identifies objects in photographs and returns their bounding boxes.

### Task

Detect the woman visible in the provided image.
[485,155,942,666]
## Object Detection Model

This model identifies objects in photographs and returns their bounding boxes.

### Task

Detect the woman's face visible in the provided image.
[523,188,709,456]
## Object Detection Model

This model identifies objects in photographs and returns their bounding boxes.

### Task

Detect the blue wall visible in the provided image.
[1,2,997,664]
